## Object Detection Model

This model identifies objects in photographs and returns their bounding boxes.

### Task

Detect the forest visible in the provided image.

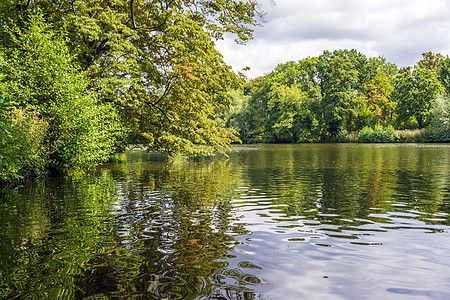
[1,1,450,184]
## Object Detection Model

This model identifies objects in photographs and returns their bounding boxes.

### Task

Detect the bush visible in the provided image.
[0,12,126,173]
[48,96,125,170]
[0,106,49,182]
[356,125,395,143]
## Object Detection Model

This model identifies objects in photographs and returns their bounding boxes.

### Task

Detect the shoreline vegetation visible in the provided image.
[1,5,450,185]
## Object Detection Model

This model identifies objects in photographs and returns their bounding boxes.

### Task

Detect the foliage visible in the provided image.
[229,49,450,144]
[237,50,399,143]
[393,66,444,129]
[318,53,363,138]
[0,105,49,182]
[356,125,395,143]
[439,58,450,95]
[47,95,125,169]
[392,129,426,143]
[0,0,260,156]
[361,71,396,125]
[417,51,446,71]
[0,13,125,175]
[428,94,450,142]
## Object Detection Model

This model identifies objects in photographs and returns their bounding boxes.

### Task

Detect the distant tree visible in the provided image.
[227,76,269,143]
[393,67,443,129]
[417,51,446,71]
[428,94,450,142]
[318,55,363,138]
[361,71,396,126]
[439,58,450,95]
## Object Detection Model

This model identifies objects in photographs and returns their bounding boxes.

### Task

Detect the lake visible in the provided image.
[1,144,450,299]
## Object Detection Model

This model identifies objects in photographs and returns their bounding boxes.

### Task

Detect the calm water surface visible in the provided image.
[1,144,450,299]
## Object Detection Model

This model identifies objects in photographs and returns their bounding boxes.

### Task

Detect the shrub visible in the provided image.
[0,12,126,173]
[0,105,49,182]
[356,125,395,143]
[48,96,125,170]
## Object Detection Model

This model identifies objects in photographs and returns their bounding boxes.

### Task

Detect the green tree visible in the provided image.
[242,59,322,143]
[428,94,450,142]
[360,71,396,126]
[318,55,363,138]
[0,105,49,181]
[439,58,450,95]
[265,84,305,142]
[238,76,270,142]
[417,51,446,71]
[393,67,443,129]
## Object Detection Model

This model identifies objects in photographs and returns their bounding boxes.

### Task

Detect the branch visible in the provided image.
[130,0,137,29]
[154,78,173,106]
[144,100,171,124]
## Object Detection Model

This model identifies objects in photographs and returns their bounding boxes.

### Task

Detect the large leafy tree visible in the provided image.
[318,54,362,138]
[393,67,443,129]
[1,0,261,155]
[417,51,446,71]
[359,57,397,126]
[263,59,322,142]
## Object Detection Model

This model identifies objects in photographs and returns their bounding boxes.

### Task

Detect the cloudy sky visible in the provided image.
[216,0,450,79]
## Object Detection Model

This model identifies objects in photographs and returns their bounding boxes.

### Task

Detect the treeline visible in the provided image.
[218,49,450,143]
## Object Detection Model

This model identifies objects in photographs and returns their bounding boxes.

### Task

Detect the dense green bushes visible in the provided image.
[353,126,427,143]
[356,125,395,143]
[0,13,125,183]
[0,104,49,181]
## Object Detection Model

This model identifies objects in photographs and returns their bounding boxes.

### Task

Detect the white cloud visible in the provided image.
[215,0,450,79]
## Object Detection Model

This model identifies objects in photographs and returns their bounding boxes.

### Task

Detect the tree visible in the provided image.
[393,67,443,129]
[318,54,363,138]
[360,71,396,126]
[428,94,450,142]
[417,51,446,71]
[239,76,270,142]
[1,0,261,156]
[439,58,450,95]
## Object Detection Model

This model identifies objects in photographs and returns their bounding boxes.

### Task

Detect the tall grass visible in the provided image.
[394,129,427,143]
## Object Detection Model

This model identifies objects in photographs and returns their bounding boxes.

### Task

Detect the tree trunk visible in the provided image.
[417,117,424,129]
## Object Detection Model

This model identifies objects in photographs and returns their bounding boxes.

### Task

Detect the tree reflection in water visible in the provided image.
[1,145,450,299]
[0,151,258,299]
